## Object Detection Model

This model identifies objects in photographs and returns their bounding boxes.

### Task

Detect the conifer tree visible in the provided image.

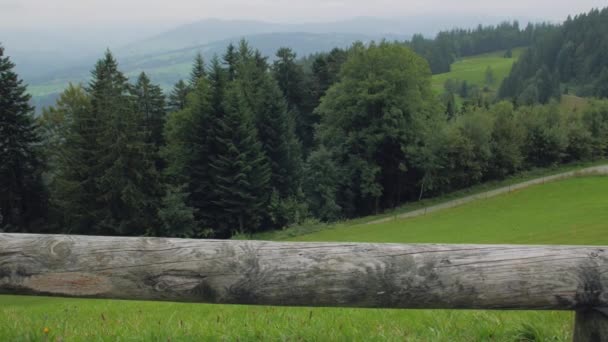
[272,47,316,153]
[0,45,47,231]
[162,71,214,234]
[223,43,238,81]
[207,83,271,235]
[41,84,95,233]
[90,51,162,235]
[189,53,206,87]
[132,72,166,170]
[167,80,190,112]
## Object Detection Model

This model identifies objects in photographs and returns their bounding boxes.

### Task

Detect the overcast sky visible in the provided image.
[1,0,606,29]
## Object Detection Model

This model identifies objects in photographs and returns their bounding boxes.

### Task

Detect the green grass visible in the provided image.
[431,48,525,93]
[248,159,607,241]
[2,174,607,341]
[286,176,608,245]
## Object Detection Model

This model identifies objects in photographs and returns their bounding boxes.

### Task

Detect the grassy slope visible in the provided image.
[2,175,608,341]
[431,48,525,93]
[288,176,608,245]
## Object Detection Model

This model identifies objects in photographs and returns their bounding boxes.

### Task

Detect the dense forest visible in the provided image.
[1,8,608,238]
[408,21,557,74]
[500,7,608,104]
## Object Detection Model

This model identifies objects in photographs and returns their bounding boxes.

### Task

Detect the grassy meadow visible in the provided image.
[431,48,525,93]
[2,174,608,341]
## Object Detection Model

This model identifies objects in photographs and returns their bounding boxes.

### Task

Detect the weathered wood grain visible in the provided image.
[0,233,607,310]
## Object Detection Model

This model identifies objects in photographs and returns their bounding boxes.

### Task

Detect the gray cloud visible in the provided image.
[0,0,606,29]
[0,1,22,11]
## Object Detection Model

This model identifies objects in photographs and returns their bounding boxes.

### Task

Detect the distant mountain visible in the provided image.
[15,14,537,110]
[116,15,528,58]
[28,31,395,108]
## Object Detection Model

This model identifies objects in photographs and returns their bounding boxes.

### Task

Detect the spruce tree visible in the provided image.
[207,83,271,235]
[167,80,190,112]
[0,45,47,231]
[252,75,302,198]
[90,51,162,235]
[132,72,166,170]
[42,84,95,233]
[273,48,316,153]
[223,43,238,81]
[189,53,206,87]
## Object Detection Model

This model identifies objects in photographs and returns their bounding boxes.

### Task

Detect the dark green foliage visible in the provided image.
[132,72,167,170]
[232,43,304,228]
[45,84,98,233]
[487,102,524,178]
[40,84,93,232]
[500,8,608,102]
[303,147,342,221]
[189,53,206,87]
[582,100,608,157]
[408,21,542,74]
[163,77,214,231]
[167,80,190,112]
[158,184,199,238]
[311,48,347,98]
[223,43,238,81]
[273,48,317,154]
[517,103,568,166]
[0,45,47,231]
[207,83,271,235]
[595,67,608,98]
[442,92,457,119]
[48,51,162,236]
[91,52,163,236]
[315,42,440,215]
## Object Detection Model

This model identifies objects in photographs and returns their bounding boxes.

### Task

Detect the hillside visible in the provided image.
[2,175,606,341]
[431,48,525,93]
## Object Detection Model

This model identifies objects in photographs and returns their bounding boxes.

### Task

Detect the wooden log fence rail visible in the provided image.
[0,233,606,341]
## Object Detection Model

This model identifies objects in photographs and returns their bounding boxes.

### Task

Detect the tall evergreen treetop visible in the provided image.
[0,45,47,230]
[223,43,238,81]
[167,80,190,113]
[189,53,206,87]
[207,83,271,235]
[133,72,166,148]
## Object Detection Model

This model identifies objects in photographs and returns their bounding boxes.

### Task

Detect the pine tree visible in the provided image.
[41,84,94,233]
[189,53,206,87]
[167,80,190,112]
[90,51,162,235]
[158,184,199,238]
[252,75,302,198]
[223,43,238,81]
[0,45,47,231]
[132,72,166,170]
[273,47,316,153]
[207,83,271,236]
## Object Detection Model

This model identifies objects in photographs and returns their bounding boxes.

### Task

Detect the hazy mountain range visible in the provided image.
[2,15,536,110]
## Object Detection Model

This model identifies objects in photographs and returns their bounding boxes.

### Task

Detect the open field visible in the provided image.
[431,48,525,93]
[2,174,607,341]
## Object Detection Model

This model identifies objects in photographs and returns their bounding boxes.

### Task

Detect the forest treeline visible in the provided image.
[1,8,608,237]
[408,21,556,74]
[500,7,608,104]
